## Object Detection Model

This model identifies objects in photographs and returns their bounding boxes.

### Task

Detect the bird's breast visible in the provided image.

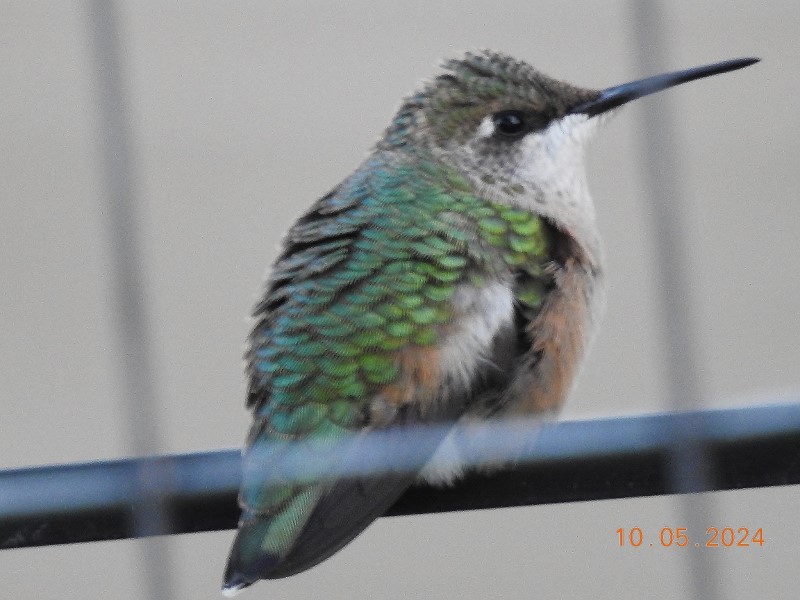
[374,279,515,417]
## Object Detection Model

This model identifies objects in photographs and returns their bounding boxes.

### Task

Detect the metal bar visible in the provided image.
[2,403,800,550]
[629,3,720,598]
[86,1,173,597]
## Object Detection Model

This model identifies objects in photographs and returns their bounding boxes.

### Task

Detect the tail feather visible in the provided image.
[268,472,416,578]
[224,407,461,590]
[223,518,282,593]
[221,578,250,598]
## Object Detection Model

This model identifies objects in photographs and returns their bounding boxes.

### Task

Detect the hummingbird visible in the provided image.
[222,50,757,594]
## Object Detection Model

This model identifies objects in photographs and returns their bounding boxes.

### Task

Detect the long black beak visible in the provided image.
[570,57,760,117]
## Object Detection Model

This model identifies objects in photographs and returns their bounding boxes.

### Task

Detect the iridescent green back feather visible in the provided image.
[225,150,554,583]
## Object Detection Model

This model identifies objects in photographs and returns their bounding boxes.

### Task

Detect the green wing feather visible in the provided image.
[224,151,553,590]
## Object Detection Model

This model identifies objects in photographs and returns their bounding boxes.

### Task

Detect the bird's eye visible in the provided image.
[492,110,527,138]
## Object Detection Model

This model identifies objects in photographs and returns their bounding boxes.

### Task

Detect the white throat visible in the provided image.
[472,112,605,267]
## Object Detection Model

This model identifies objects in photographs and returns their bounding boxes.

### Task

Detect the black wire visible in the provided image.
[2,403,800,550]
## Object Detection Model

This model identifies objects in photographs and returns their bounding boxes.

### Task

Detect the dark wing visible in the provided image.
[225,164,487,591]
[261,404,455,578]
[224,403,458,588]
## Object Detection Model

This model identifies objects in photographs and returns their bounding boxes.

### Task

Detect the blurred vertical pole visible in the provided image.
[86,2,174,599]
[629,2,720,599]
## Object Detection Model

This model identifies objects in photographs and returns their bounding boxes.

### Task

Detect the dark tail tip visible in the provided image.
[223,529,282,595]
[221,572,251,598]
[223,553,282,595]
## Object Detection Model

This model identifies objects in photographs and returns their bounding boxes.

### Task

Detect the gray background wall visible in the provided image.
[2,2,799,599]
